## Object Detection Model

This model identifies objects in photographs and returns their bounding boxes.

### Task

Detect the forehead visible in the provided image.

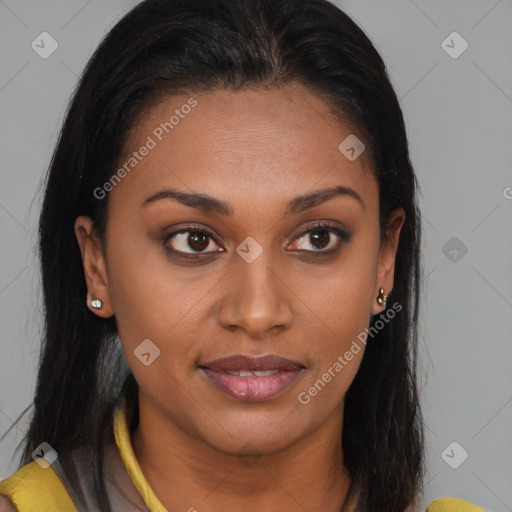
[110,84,377,215]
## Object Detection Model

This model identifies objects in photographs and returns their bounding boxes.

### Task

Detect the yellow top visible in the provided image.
[113,398,167,512]
[427,498,486,512]
[0,401,486,512]
[0,399,166,512]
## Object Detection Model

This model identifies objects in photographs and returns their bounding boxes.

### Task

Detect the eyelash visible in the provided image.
[161,221,351,259]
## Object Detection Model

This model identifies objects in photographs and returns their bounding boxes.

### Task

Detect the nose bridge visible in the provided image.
[218,240,293,335]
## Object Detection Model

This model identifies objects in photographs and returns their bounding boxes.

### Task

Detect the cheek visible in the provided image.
[104,233,185,346]
[306,277,369,384]
[105,237,215,384]
[296,280,370,411]
[297,236,379,387]
[304,247,378,336]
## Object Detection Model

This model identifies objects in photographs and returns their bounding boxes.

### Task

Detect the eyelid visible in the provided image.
[163,223,219,241]
[293,220,350,240]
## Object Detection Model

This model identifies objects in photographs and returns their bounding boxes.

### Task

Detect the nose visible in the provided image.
[217,248,294,338]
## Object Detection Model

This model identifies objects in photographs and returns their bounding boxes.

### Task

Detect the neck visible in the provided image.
[131,397,352,512]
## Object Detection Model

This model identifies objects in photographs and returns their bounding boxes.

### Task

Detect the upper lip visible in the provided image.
[199,354,304,372]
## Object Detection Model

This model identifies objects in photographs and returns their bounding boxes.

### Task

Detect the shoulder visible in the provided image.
[427,497,486,511]
[0,460,77,512]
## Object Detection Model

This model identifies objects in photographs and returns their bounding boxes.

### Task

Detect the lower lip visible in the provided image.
[200,368,303,402]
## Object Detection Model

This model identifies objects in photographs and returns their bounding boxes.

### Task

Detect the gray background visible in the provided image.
[1,0,511,510]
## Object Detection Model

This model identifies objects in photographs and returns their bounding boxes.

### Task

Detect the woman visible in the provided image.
[0,0,484,510]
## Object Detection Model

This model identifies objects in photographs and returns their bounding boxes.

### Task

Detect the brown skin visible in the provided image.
[74,84,404,512]
[0,495,16,512]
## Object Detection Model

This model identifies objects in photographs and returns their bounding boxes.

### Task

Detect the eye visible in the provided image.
[162,225,223,255]
[161,221,351,259]
[287,222,351,254]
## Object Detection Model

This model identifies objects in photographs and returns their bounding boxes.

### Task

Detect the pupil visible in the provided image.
[188,231,208,251]
[311,229,329,250]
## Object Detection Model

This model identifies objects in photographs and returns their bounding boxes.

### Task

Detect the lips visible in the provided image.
[200,354,303,372]
[198,354,304,402]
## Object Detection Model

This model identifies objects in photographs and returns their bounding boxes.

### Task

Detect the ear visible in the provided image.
[371,207,406,315]
[74,216,114,318]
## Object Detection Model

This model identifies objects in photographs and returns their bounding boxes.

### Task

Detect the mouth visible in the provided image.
[198,354,305,402]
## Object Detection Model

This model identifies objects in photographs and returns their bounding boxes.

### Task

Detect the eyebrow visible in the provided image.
[141,185,364,215]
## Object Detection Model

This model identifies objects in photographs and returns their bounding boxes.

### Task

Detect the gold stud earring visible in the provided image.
[377,288,388,306]
[90,298,103,310]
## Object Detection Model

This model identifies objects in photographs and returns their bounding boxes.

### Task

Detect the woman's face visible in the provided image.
[75,84,404,456]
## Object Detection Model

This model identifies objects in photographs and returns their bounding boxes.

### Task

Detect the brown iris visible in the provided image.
[188,231,209,251]
[309,228,330,250]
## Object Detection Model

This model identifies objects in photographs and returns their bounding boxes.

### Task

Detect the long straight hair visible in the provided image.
[6,0,424,510]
